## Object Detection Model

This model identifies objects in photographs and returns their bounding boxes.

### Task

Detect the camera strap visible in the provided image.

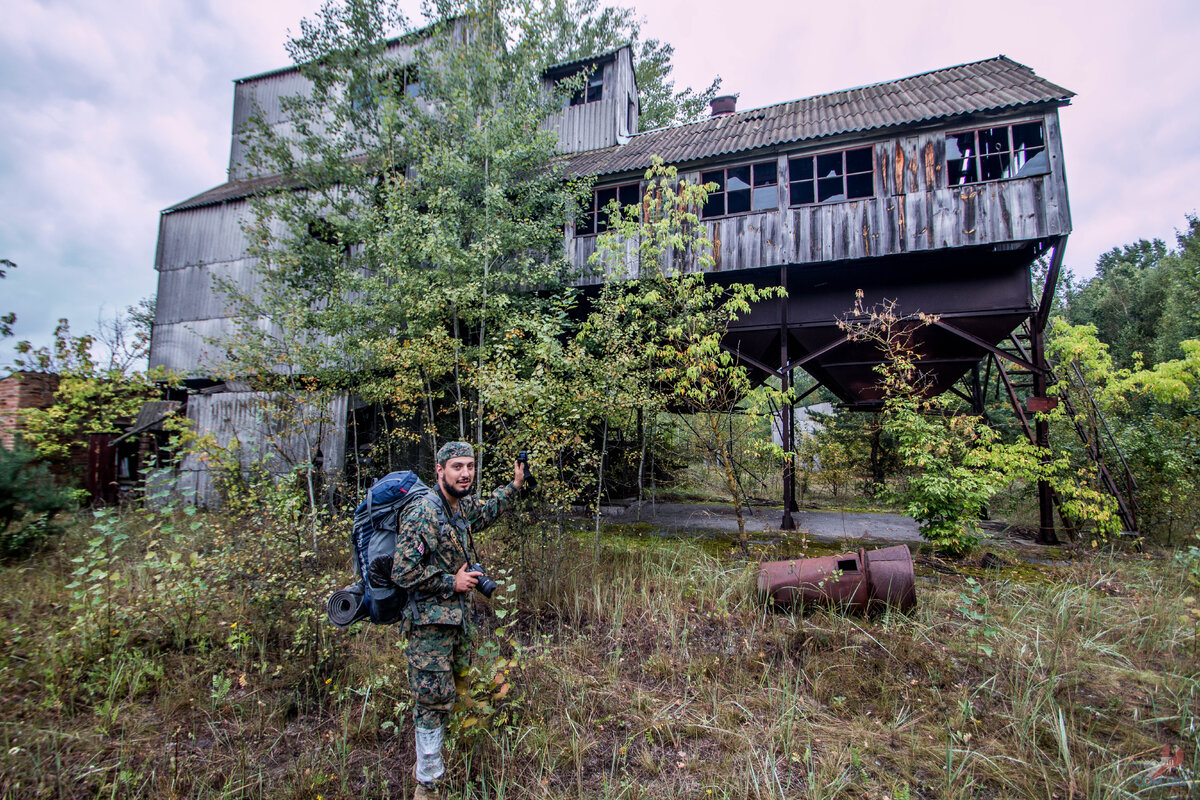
[434,487,475,566]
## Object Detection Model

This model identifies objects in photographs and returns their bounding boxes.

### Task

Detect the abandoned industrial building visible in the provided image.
[149,36,1132,541]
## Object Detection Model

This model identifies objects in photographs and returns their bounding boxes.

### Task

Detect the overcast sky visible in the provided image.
[2,0,1198,364]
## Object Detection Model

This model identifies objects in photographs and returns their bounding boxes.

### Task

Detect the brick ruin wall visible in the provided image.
[0,372,60,450]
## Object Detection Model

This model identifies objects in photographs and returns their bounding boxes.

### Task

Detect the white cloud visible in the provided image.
[2,0,1198,365]
[637,0,1200,275]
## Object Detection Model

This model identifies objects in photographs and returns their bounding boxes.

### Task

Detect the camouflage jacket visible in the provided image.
[395,481,518,627]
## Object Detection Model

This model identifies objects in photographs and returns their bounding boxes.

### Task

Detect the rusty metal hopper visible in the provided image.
[757,544,916,614]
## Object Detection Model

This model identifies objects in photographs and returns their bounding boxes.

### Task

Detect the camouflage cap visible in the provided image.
[436,441,475,465]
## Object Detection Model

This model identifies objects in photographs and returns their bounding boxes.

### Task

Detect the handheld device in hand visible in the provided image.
[517,450,537,490]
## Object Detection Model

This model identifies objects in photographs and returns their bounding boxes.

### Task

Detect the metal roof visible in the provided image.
[167,55,1071,214]
[164,172,294,213]
[112,400,181,444]
[542,44,628,80]
[564,56,1073,179]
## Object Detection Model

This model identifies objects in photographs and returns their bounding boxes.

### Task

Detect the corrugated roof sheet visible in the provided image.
[564,56,1073,178]
[164,172,293,213]
[112,400,182,444]
[542,44,627,79]
[167,55,1071,213]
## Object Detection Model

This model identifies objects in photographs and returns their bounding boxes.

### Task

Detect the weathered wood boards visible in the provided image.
[568,111,1070,282]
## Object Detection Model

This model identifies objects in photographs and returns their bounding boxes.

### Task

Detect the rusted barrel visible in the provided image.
[757,544,916,613]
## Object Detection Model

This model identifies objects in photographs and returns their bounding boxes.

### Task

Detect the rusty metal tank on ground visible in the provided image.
[758,544,917,613]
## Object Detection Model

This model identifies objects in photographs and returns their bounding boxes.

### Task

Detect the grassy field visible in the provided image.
[0,508,1196,799]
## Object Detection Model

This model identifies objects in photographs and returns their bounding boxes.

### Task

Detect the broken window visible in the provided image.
[700,160,778,219]
[947,121,1048,186]
[349,65,421,112]
[394,65,421,99]
[788,146,873,206]
[564,67,604,106]
[575,182,641,236]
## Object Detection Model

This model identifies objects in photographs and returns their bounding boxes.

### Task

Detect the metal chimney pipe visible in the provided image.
[709,95,737,117]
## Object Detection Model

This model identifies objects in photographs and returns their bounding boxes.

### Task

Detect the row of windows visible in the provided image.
[575,121,1049,229]
[947,121,1047,186]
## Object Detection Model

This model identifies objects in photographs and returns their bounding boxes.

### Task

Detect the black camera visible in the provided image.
[469,563,498,598]
[517,450,536,490]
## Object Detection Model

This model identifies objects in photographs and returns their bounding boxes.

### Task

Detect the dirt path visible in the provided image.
[599,501,924,544]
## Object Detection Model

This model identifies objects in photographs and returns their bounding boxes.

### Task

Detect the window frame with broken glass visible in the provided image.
[563,67,604,107]
[945,119,1049,187]
[574,181,642,237]
[700,161,780,220]
[788,146,874,206]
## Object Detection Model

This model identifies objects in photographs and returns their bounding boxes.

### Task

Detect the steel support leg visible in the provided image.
[1030,320,1057,545]
[780,265,796,530]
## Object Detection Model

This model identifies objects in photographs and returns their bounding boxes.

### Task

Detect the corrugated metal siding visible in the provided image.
[540,45,636,154]
[545,60,618,153]
[228,40,420,180]
[229,70,315,181]
[156,201,255,269]
[563,56,1072,179]
[154,259,263,323]
[615,47,638,139]
[149,318,239,372]
[174,390,349,507]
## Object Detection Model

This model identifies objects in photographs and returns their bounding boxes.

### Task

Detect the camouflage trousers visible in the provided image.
[407,623,471,730]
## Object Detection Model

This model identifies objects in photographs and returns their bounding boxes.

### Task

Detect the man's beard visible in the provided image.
[441,476,473,499]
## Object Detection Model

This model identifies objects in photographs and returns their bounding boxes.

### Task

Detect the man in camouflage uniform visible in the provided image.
[395,441,525,799]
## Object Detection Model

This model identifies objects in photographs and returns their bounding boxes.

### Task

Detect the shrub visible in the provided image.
[0,442,72,556]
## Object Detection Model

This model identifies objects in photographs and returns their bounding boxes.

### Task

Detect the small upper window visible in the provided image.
[947,121,1047,186]
[349,65,420,111]
[789,146,873,205]
[564,68,604,106]
[396,65,421,98]
[576,182,640,236]
[701,161,779,219]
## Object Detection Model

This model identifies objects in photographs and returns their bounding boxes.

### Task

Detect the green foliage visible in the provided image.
[1048,318,1200,541]
[796,408,896,500]
[587,159,786,553]
[845,296,1117,556]
[229,0,582,456]
[1065,216,1200,367]
[516,0,722,128]
[0,442,72,556]
[13,312,175,480]
[1,258,16,339]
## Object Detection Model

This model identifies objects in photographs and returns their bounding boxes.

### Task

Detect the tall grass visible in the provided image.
[0,514,1195,798]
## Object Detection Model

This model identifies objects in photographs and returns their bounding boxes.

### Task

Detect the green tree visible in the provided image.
[0,442,71,557]
[1048,318,1200,541]
[14,315,171,479]
[1,259,15,340]
[221,0,626,568]
[840,296,1118,555]
[1152,216,1200,363]
[587,159,785,555]
[1065,239,1169,370]
[518,0,722,128]
[1064,219,1200,370]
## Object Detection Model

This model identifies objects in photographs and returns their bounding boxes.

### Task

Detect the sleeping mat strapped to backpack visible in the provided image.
[326,470,432,628]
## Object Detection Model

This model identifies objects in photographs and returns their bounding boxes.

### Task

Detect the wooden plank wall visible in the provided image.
[567,110,1071,280]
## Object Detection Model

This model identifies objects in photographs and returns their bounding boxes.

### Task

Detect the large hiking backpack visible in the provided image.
[325,471,436,629]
